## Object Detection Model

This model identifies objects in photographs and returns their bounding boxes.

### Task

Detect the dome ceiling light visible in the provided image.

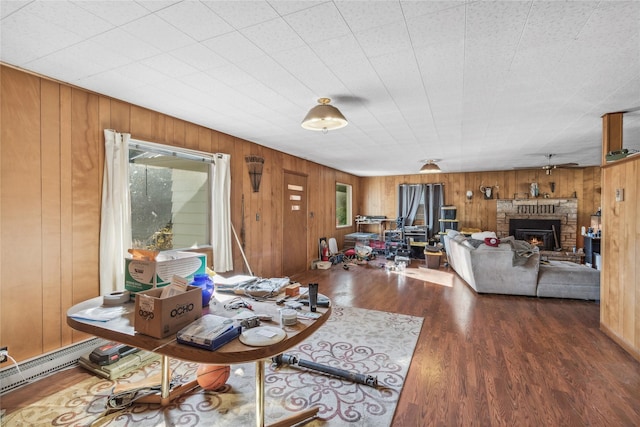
[301,98,348,132]
[419,160,442,174]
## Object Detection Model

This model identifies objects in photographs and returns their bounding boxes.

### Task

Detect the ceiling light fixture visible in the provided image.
[419,160,442,174]
[301,98,348,132]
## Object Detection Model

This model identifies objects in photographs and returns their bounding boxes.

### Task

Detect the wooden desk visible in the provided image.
[67,292,331,427]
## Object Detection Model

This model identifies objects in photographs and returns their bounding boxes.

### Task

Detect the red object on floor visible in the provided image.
[322,246,330,261]
[369,240,385,250]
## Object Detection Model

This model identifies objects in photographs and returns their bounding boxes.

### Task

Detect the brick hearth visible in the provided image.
[496,198,577,250]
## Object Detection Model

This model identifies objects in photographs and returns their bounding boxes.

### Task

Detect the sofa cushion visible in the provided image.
[471,231,497,240]
[452,234,467,244]
[461,239,476,249]
[447,229,460,238]
[474,242,514,253]
[537,261,600,300]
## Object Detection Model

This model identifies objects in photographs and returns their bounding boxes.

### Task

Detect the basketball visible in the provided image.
[196,364,230,391]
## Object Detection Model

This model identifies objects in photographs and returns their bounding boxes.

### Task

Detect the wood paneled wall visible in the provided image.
[600,156,640,361]
[0,65,359,362]
[0,64,613,365]
[360,167,601,249]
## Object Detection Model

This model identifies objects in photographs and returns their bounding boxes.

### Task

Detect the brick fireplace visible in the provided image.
[496,198,577,250]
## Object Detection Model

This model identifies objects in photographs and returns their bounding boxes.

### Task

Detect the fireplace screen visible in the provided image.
[509,218,561,251]
[515,229,555,250]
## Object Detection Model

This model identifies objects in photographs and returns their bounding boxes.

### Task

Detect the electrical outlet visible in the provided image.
[0,346,8,363]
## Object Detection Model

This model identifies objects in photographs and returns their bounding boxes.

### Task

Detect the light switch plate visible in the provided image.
[615,188,624,202]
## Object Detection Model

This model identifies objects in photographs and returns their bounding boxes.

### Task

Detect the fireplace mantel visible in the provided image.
[496,198,577,250]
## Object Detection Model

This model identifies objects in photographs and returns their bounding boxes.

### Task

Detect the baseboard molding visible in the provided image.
[0,337,108,395]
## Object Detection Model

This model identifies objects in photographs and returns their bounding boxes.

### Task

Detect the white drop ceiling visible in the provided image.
[1,0,639,176]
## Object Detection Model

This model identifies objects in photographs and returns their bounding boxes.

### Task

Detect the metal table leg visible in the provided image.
[256,360,265,427]
[160,355,171,406]
[135,355,198,406]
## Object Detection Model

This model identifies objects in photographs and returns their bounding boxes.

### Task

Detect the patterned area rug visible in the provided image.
[4,306,423,427]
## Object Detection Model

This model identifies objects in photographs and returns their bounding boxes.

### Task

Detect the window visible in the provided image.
[336,182,352,227]
[129,140,214,251]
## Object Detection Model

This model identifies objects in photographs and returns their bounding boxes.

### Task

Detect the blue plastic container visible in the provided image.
[190,273,214,307]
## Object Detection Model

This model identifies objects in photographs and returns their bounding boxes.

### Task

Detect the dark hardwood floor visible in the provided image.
[3,261,640,426]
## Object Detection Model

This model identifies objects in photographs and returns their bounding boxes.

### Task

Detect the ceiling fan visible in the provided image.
[517,154,580,175]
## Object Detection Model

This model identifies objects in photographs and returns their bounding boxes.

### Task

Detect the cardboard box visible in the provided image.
[134,285,202,338]
[125,251,206,293]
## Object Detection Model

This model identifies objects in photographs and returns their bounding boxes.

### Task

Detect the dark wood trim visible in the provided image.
[601,112,623,164]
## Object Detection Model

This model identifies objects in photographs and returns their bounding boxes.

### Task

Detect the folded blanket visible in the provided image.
[466,238,485,248]
[503,237,537,266]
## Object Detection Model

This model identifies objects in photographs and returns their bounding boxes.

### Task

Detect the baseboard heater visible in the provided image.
[0,337,108,395]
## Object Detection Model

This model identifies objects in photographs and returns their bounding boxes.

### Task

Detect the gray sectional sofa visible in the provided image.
[443,230,600,300]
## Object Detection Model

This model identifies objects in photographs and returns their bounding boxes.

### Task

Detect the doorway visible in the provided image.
[282,172,308,277]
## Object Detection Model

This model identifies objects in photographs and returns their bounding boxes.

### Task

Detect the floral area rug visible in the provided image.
[3,306,423,427]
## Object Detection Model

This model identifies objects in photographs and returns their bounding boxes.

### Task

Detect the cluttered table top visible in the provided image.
[67,277,331,365]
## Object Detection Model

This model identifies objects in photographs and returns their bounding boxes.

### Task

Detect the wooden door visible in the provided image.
[282,172,308,276]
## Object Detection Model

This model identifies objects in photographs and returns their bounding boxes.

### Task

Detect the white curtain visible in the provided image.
[100,130,132,295]
[211,154,233,272]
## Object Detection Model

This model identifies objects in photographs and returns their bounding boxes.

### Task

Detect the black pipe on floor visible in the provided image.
[272,353,378,388]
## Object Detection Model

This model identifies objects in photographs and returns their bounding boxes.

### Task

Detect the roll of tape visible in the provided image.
[280,309,298,326]
[103,290,130,305]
